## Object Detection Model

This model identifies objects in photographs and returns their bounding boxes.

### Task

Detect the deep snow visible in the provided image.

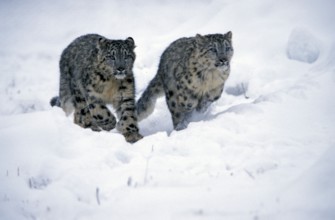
[1,0,335,219]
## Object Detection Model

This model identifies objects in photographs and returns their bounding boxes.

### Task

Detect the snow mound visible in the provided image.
[286,28,320,63]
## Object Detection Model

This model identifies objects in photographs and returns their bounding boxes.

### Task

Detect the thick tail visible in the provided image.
[136,74,164,121]
[50,95,74,115]
[50,96,61,107]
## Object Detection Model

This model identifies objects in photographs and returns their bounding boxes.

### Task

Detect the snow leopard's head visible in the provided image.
[195,31,233,72]
[98,37,136,79]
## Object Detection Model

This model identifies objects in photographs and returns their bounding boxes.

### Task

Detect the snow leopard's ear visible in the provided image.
[195,34,207,46]
[125,37,135,49]
[97,37,108,50]
[225,31,232,40]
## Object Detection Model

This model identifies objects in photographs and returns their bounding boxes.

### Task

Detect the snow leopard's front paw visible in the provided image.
[123,132,143,143]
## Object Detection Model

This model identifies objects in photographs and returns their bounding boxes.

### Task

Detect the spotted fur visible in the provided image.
[51,34,143,143]
[137,32,234,130]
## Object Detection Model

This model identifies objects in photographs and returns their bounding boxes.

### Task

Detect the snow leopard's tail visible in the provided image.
[50,96,61,107]
[136,74,164,121]
[50,64,74,115]
[50,95,74,116]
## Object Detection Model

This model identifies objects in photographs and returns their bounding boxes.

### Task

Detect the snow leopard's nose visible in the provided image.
[116,67,126,74]
[215,59,229,67]
[114,67,127,79]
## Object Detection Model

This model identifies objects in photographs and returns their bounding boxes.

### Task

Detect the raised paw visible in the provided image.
[74,109,100,131]
[123,132,143,143]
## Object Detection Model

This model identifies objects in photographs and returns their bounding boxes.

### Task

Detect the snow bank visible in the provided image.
[286,28,320,63]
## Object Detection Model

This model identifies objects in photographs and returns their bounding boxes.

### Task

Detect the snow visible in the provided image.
[286,28,320,63]
[1,0,335,219]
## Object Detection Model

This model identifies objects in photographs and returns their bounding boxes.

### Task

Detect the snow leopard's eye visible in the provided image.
[211,48,217,52]
[108,50,116,60]
[123,49,134,61]
[123,50,130,60]
[223,40,232,52]
[209,47,217,53]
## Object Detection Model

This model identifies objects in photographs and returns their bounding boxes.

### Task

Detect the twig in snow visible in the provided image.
[127,177,132,186]
[244,169,255,180]
[241,83,249,99]
[96,187,101,206]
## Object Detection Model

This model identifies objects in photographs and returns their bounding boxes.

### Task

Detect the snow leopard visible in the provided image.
[136,32,234,130]
[50,34,143,143]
